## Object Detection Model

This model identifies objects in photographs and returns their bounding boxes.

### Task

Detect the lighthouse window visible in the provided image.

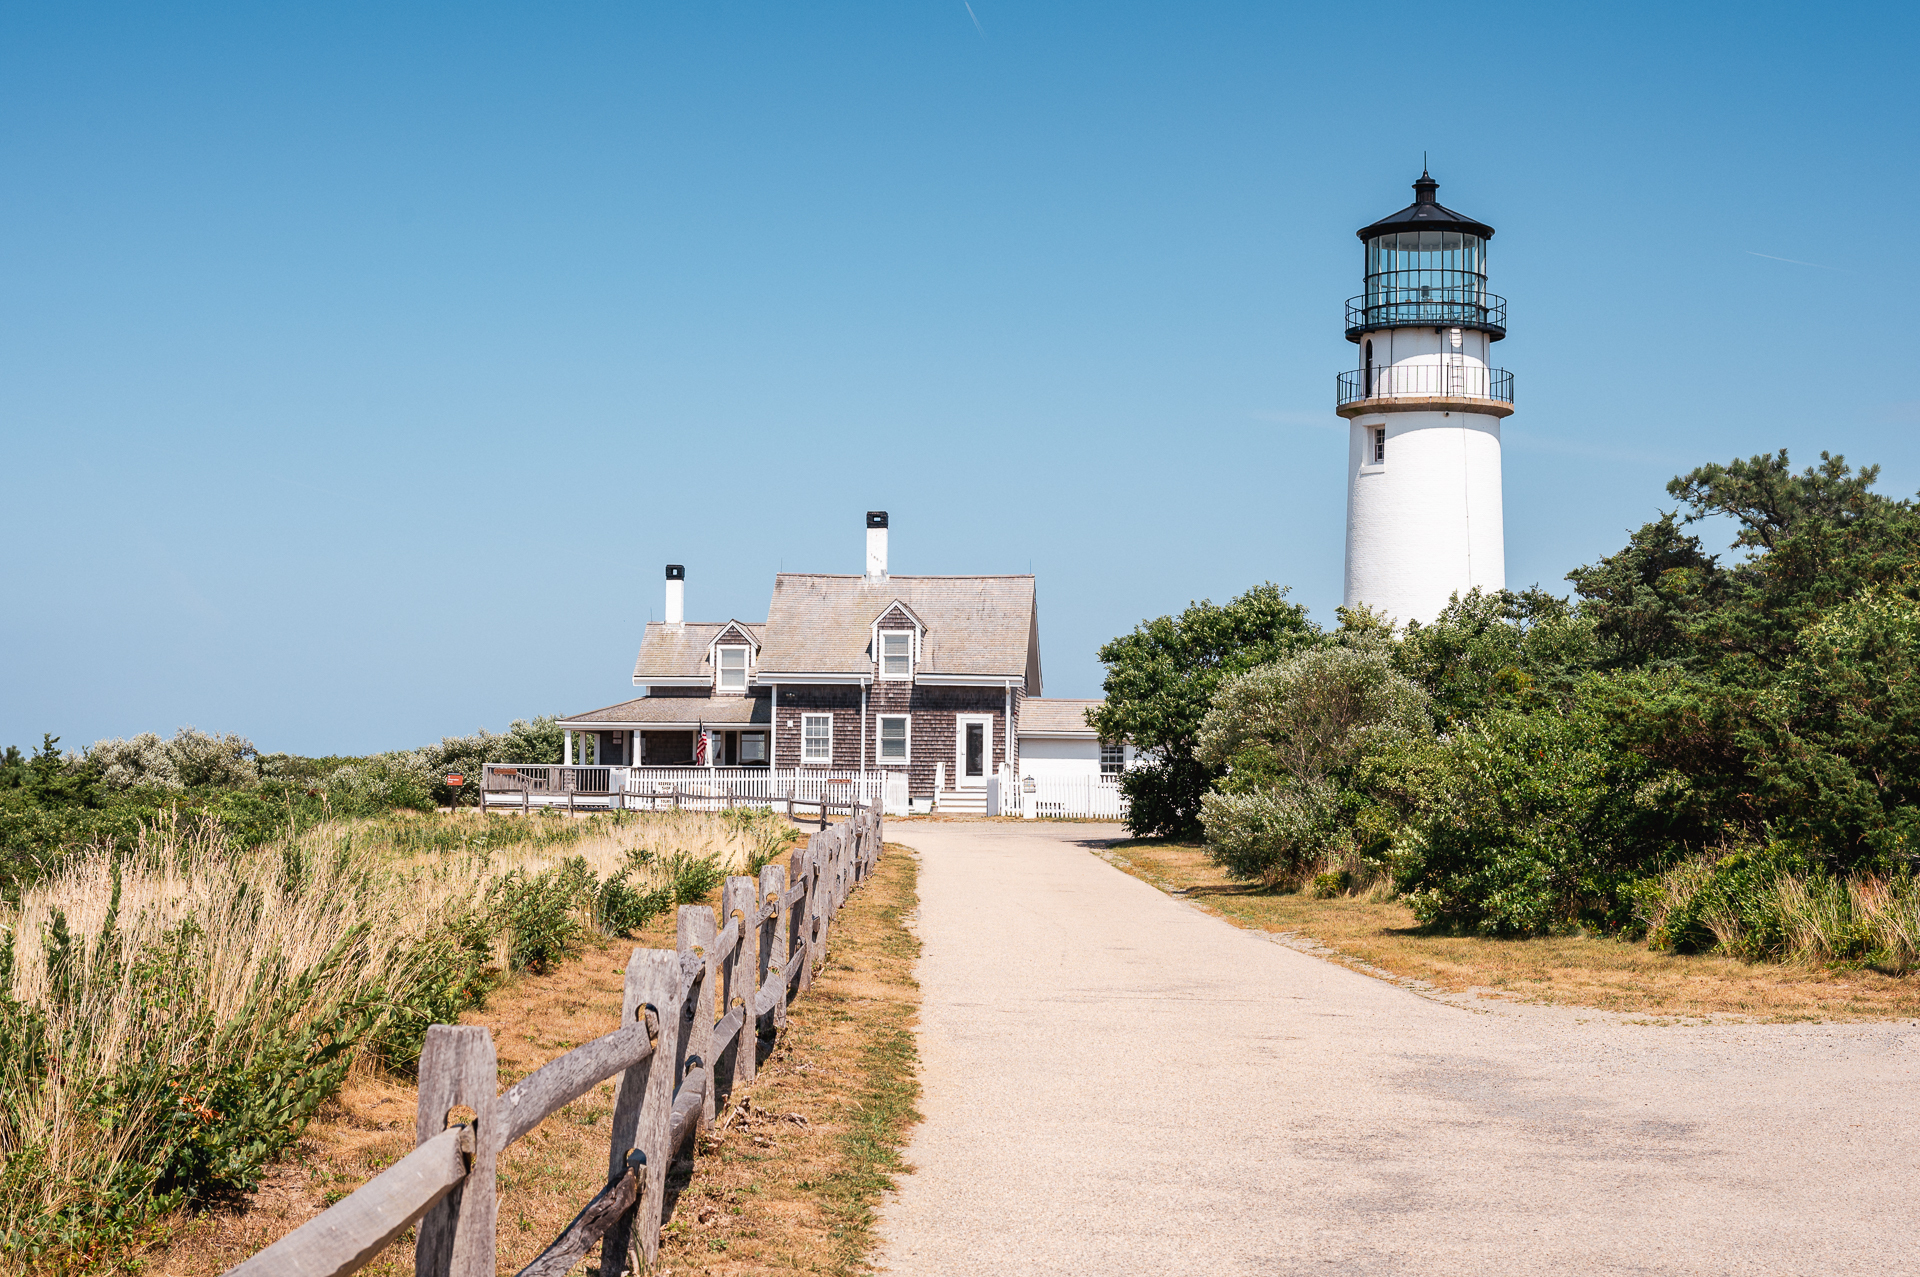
[1373,427,1386,464]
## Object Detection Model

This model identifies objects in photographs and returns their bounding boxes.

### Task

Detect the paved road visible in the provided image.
[874,821,1920,1276]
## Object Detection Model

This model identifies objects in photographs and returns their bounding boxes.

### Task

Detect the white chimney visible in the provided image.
[865,511,888,580]
[664,564,685,628]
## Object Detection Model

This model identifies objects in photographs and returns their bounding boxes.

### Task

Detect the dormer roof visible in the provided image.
[631,620,766,685]
[872,599,928,632]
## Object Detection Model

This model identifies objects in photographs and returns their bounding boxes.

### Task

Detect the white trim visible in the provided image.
[557,720,767,731]
[1016,730,1100,740]
[875,712,912,766]
[877,630,915,680]
[801,712,834,765]
[756,672,873,685]
[912,673,1029,688]
[714,644,750,693]
[954,714,994,788]
[634,676,710,688]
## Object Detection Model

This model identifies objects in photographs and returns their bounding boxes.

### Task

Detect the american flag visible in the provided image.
[695,730,709,765]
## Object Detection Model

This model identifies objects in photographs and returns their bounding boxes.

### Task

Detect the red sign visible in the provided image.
[445,774,465,787]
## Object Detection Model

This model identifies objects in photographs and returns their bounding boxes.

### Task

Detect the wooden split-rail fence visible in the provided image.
[224,805,886,1277]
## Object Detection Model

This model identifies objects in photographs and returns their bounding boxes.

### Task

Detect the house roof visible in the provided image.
[631,622,766,684]
[1018,698,1103,737]
[755,574,1041,688]
[559,695,771,728]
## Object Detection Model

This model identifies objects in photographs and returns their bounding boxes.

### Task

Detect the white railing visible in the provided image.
[1013,773,1129,820]
[481,764,885,812]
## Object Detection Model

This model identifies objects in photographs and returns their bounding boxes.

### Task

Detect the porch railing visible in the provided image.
[481,765,885,812]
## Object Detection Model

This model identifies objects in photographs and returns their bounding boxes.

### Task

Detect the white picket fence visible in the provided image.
[1012,773,1129,821]
[481,764,885,813]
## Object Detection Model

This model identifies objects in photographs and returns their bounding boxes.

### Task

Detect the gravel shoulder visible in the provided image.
[876,820,1920,1277]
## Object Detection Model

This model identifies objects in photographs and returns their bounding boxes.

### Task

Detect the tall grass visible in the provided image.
[1639,854,1920,972]
[0,808,762,1270]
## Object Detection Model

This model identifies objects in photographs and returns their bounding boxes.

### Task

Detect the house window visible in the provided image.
[881,632,912,678]
[877,715,909,762]
[1100,742,1126,776]
[802,714,833,764]
[1373,427,1386,465]
[717,646,748,691]
[740,732,766,763]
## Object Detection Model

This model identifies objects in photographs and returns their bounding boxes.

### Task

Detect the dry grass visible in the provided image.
[147,843,922,1276]
[1101,840,1920,1022]
[0,809,767,1260]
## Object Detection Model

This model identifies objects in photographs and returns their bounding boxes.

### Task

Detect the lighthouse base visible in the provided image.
[1343,410,1506,627]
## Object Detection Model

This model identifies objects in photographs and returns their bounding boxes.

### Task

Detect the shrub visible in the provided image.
[1393,708,1687,936]
[486,858,597,973]
[662,850,727,905]
[595,871,675,937]
[1198,782,1342,889]
[1311,871,1351,899]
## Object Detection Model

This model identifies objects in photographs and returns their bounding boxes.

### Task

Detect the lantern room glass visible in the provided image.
[1365,230,1486,311]
[1348,230,1504,339]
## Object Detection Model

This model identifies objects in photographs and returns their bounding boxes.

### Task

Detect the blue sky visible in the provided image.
[3,1,1916,755]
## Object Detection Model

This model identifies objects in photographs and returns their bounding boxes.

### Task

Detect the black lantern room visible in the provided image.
[1346,171,1505,342]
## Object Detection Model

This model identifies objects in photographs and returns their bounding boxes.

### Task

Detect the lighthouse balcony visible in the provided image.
[1345,292,1507,341]
[1336,363,1514,418]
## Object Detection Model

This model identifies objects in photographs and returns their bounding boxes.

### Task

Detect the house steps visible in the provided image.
[934,789,988,814]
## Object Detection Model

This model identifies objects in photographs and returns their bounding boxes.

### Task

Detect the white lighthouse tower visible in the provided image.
[1338,171,1513,625]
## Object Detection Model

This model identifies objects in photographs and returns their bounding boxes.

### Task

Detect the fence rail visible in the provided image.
[480,765,886,814]
[224,805,886,1277]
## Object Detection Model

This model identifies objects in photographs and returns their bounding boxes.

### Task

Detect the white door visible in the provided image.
[955,715,993,789]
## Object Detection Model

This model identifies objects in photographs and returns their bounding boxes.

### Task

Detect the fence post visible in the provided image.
[722,875,758,1095]
[806,834,832,978]
[413,1026,497,1277]
[602,948,682,1275]
[677,905,718,1130]
[758,863,788,1032]
[789,843,815,996]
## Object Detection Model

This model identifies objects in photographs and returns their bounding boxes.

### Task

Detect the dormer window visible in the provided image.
[717,646,748,691]
[881,632,912,678]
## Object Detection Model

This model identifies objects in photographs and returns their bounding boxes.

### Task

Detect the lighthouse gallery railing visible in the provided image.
[1337,363,1514,407]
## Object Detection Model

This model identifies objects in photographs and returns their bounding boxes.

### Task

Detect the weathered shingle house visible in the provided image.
[555,513,1045,808]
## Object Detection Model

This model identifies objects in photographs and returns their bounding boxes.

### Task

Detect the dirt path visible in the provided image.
[875,821,1920,1276]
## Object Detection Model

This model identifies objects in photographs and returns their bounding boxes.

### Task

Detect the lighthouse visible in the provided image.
[1338,171,1513,625]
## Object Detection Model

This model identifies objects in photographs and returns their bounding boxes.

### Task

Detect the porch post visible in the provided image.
[563,729,573,766]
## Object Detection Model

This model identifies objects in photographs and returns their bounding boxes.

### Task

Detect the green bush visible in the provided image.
[1310,871,1351,899]
[1392,707,1688,936]
[662,850,727,905]
[1198,783,1342,889]
[595,871,675,937]
[487,858,597,973]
